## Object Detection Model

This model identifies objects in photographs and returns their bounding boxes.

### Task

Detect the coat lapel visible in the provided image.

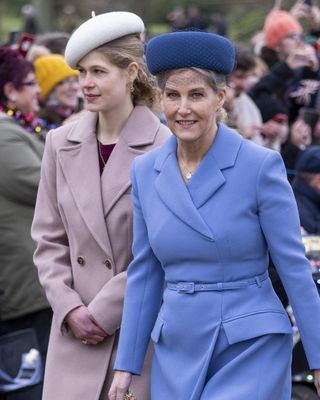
[154,124,242,239]
[58,112,111,254]
[154,136,214,240]
[187,124,243,208]
[101,106,162,216]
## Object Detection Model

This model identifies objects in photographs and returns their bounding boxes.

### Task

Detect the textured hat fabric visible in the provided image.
[64,12,144,68]
[34,54,79,98]
[263,10,303,49]
[296,146,320,173]
[146,31,236,75]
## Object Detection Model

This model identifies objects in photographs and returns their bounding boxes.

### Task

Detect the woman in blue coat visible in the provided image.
[109,32,320,400]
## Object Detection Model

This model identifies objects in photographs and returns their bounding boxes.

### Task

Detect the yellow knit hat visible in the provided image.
[34,54,79,98]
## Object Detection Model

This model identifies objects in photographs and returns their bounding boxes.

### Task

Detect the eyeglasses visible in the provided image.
[21,80,38,87]
[285,33,305,41]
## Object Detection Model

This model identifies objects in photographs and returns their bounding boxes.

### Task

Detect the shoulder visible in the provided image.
[0,114,44,149]
[46,120,78,148]
[0,114,28,138]
[45,110,97,149]
[240,132,281,165]
[155,122,172,144]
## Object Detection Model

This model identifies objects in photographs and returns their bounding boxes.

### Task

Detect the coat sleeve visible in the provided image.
[31,131,84,333]
[0,124,43,206]
[87,271,127,335]
[257,151,320,369]
[114,160,164,375]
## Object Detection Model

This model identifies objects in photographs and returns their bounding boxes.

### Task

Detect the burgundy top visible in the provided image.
[97,141,116,174]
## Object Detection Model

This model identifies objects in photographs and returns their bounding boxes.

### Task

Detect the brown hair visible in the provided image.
[157,67,227,122]
[96,34,160,110]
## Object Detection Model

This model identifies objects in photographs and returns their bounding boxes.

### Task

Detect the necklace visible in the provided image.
[178,156,194,181]
[0,104,55,140]
[98,141,106,167]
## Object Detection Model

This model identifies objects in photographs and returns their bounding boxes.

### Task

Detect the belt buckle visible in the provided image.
[177,282,195,294]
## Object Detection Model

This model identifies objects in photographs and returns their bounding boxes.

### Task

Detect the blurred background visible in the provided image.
[0,0,302,46]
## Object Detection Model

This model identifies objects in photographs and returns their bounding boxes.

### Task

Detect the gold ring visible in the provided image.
[81,339,88,345]
[124,390,135,400]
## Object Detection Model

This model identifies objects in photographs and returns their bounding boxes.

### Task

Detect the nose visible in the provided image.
[81,73,94,88]
[178,98,191,115]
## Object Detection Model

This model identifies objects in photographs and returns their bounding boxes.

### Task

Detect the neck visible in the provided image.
[177,126,217,163]
[176,125,218,182]
[97,99,134,144]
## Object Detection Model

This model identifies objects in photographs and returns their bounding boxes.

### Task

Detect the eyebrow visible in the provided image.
[164,86,206,92]
[77,64,107,70]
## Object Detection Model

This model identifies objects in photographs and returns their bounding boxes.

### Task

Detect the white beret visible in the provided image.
[65,11,145,68]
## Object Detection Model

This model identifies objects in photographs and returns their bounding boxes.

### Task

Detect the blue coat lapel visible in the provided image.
[188,124,242,208]
[154,124,242,240]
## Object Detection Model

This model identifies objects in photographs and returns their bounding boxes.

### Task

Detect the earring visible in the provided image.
[130,82,135,94]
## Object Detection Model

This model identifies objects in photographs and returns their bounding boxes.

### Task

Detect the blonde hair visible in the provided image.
[156,67,227,122]
[96,34,160,110]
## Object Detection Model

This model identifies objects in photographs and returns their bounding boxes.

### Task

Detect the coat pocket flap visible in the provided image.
[223,311,292,344]
[150,315,164,344]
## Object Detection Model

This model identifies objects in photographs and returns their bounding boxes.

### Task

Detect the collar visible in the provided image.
[66,105,160,147]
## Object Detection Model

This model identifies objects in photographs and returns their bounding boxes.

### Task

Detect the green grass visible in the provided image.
[0,16,23,44]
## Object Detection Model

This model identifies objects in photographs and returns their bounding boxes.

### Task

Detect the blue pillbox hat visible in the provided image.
[146,31,236,75]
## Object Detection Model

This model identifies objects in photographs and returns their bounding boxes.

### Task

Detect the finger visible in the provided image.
[84,334,106,344]
[88,315,108,336]
[117,390,127,400]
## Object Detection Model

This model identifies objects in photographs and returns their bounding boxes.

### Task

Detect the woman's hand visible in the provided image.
[109,371,132,400]
[314,369,320,396]
[65,305,107,345]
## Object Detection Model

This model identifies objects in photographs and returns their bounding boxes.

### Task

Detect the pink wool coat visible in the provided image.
[31,106,171,400]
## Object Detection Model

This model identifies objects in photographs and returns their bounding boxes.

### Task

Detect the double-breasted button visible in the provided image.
[77,256,85,266]
[103,259,112,269]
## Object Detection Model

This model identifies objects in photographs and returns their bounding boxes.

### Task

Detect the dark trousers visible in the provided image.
[0,308,52,400]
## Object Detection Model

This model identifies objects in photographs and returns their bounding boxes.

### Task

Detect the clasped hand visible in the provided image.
[65,305,107,345]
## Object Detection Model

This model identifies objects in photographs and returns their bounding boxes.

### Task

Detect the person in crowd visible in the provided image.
[245,56,269,90]
[292,146,320,234]
[109,30,320,399]
[251,7,320,124]
[33,32,70,55]
[290,0,320,44]
[185,5,209,31]
[31,11,171,400]
[225,46,263,141]
[33,53,80,127]
[166,6,188,31]
[281,107,314,179]
[0,46,52,400]
[254,93,289,151]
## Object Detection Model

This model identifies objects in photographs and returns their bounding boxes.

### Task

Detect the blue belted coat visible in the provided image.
[115,123,320,399]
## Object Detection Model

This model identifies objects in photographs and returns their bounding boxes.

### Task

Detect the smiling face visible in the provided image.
[162,69,225,145]
[53,76,79,109]
[77,50,132,114]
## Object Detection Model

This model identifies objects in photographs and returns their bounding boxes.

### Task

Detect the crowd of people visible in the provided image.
[1,1,320,399]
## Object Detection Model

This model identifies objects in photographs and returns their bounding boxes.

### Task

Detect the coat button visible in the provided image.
[103,259,112,269]
[77,256,85,266]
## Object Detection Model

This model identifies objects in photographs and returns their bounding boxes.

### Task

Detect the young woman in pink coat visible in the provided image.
[31,12,170,400]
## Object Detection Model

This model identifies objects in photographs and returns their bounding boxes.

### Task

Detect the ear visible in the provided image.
[3,82,17,102]
[127,62,139,83]
[217,88,226,108]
